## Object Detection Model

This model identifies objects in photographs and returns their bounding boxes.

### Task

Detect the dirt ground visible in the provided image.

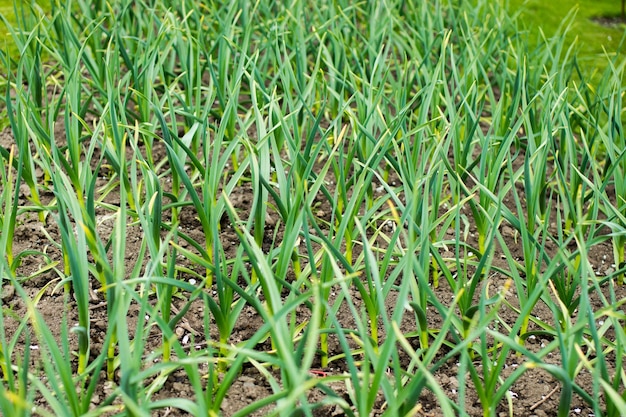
[1,120,625,417]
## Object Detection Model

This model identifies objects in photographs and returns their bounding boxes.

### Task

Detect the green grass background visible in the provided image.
[1,1,625,70]
[0,0,17,57]
[503,0,625,73]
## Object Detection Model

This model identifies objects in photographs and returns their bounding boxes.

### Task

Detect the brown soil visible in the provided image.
[591,15,626,28]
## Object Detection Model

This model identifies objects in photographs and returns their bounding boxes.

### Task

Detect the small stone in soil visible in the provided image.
[1,285,15,301]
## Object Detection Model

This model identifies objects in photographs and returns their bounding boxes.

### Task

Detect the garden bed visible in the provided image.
[1,1,625,416]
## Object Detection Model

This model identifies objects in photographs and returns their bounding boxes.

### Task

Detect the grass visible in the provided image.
[504,0,626,76]
[1,0,626,416]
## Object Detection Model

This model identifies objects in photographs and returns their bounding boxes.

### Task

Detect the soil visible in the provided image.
[591,15,626,28]
[1,111,625,417]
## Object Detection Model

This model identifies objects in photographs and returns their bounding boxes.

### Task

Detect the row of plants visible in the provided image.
[0,0,625,415]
